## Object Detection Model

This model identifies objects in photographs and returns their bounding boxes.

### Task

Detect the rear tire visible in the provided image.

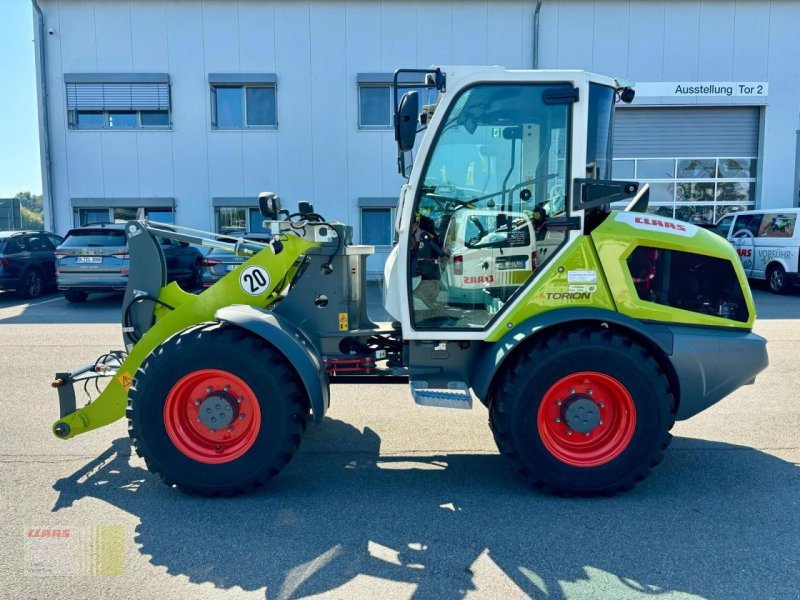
[18,268,43,299]
[489,327,675,496]
[63,290,88,303]
[127,323,309,496]
[767,263,790,294]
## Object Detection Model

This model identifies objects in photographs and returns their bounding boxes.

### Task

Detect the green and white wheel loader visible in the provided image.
[51,67,768,496]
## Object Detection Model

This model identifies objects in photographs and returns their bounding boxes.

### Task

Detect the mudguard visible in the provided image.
[469,307,676,405]
[215,305,330,422]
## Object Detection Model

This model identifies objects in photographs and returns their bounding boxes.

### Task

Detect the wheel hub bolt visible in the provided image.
[566,429,573,436]
[555,417,561,423]
[224,385,230,392]
[587,389,593,395]
[206,386,213,393]
[569,388,575,394]
[584,432,590,437]
[195,400,201,406]
[227,426,234,432]
[239,414,245,420]
[556,399,562,406]
[237,397,243,404]
[599,420,604,425]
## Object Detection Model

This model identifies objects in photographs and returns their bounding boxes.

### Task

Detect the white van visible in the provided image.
[711,208,800,293]
[438,208,561,305]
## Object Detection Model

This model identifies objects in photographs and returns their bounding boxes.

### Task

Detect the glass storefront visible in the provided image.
[612,157,757,224]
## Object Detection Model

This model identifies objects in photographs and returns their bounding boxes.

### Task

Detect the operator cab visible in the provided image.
[384,67,639,336]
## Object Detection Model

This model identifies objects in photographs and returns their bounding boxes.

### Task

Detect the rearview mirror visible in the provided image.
[395,91,419,153]
[571,179,640,211]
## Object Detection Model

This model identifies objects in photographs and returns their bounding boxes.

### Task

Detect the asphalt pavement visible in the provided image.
[0,285,798,599]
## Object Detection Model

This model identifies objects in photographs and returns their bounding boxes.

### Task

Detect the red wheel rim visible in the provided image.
[163,369,261,464]
[537,371,636,468]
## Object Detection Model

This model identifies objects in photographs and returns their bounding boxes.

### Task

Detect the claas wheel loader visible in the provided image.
[51,67,768,496]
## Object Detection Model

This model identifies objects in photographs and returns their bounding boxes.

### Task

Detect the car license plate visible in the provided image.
[225,264,237,271]
[75,256,102,264]
[497,259,526,270]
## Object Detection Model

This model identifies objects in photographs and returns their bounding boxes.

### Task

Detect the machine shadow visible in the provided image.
[52,419,800,599]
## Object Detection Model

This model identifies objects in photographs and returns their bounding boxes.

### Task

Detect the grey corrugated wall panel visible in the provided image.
[614,107,760,158]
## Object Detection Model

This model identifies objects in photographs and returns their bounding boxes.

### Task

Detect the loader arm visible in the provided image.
[52,221,316,439]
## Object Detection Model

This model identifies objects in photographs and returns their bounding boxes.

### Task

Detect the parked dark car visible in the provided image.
[199,234,271,288]
[0,231,63,298]
[56,223,204,303]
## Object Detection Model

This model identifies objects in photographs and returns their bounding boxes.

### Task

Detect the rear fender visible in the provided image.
[469,307,676,405]
[215,305,330,422]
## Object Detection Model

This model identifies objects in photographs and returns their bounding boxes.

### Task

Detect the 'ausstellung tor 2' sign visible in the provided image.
[634,81,769,97]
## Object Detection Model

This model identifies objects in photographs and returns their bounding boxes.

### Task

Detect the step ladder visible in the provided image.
[410,381,473,409]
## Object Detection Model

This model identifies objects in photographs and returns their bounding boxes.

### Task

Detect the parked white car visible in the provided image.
[711,208,800,293]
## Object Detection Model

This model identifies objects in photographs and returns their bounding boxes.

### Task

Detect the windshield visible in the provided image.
[61,230,127,248]
[410,82,572,329]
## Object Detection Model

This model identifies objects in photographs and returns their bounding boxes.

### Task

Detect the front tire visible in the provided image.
[127,323,308,496]
[767,264,790,294]
[489,327,675,496]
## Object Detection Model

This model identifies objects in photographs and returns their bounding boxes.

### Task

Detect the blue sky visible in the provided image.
[0,1,41,197]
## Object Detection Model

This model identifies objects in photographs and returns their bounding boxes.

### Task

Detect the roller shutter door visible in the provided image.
[614,107,760,158]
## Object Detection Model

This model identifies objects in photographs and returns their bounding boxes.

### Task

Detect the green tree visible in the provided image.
[13,192,44,231]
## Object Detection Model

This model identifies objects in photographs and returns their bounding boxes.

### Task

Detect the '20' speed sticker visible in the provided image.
[239,265,271,295]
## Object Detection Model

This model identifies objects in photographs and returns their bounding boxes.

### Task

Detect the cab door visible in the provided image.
[404,81,577,332]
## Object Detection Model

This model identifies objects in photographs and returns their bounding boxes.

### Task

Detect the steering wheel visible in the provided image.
[732,229,754,240]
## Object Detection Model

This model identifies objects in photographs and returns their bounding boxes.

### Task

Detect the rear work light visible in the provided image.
[201,258,221,267]
[453,255,463,276]
[531,251,539,271]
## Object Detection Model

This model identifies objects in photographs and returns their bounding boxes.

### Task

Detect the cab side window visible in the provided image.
[757,213,796,238]
[409,83,572,330]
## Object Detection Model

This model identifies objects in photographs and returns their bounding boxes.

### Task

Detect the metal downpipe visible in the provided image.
[533,0,544,69]
[31,0,55,232]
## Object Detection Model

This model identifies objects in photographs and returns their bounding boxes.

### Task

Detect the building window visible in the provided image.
[69,109,170,130]
[211,85,277,129]
[65,75,171,130]
[612,157,757,224]
[357,74,440,129]
[145,208,175,224]
[214,206,267,234]
[74,206,174,227]
[77,208,109,226]
[359,85,392,128]
[360,207,393,246]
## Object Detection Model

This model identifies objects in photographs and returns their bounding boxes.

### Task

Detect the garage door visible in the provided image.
[612,106,760,224]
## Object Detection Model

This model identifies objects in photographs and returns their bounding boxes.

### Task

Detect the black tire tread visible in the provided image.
[489,326,676,496]
[127,322,308,497]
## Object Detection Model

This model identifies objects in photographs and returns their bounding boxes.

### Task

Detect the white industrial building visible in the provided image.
[33,0,800,273]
